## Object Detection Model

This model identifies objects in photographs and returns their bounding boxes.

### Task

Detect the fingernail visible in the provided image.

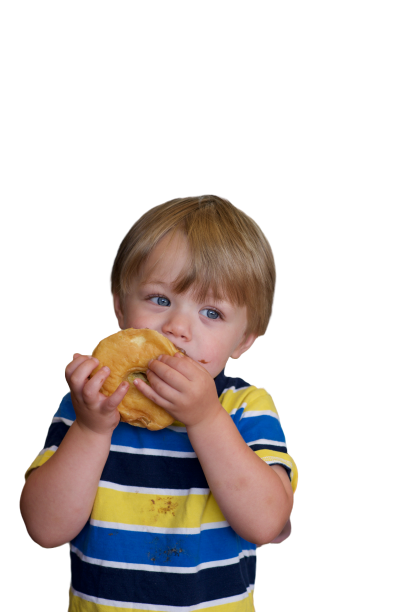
[175,352,183,358]
[157,355,163,361]
[146,368,150,375]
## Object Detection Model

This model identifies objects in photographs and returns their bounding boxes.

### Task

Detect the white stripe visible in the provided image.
[229,402,247,416]
[110,444,197,458]
[39,445,58,455]
[220,383,271,397]
[90,518,229,534]
[225,404,280,421]
[241,409,280,420]
[220,383,271,396]
[52,416,74,426]
[42,441,198,460]
[42,430,285,460]
[268,458,292,468]
[167,424,187,433]
[248,438,287,447]
[71,544,255,575]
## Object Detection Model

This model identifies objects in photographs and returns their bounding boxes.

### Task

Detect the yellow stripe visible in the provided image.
[92,488,225,528]
[255,450,298,493]
[220,386,278,416]
[25,449,55,480]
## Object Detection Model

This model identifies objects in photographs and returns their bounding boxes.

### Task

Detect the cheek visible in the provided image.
[121,300,156,329]
[197,339,230,367]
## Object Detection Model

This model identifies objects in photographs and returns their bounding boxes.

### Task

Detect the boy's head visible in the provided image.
[111,195,276,340]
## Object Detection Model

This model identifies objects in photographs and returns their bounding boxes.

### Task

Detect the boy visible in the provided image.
[21,195,297,611]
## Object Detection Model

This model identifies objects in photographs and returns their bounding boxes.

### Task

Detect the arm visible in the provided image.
[186,406,293,545]
[257,465,295,548]
[20,355,129,548]
[257,461,298,548]
[135,354,293,546]
[21,420,112,548]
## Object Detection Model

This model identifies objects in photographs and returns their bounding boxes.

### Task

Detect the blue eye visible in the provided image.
[200,308,220,320]
[151,296,171,307]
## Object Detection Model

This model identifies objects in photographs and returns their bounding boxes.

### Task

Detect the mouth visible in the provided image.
[157,334,210,364]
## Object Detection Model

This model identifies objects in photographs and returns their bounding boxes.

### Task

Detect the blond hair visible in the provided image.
[111,195,275,336]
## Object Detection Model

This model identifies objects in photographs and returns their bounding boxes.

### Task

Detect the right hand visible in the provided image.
[65,354,129,436]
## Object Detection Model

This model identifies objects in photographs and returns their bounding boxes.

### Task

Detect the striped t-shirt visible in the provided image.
[26,369,297,612]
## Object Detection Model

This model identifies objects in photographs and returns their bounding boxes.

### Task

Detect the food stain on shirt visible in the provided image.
[149,496,179,517]
[147,536,185,564]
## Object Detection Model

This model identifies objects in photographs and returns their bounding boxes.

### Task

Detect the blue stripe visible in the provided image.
[72,524,255,567]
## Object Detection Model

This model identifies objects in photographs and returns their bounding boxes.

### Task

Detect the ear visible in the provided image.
[230,332,258,359]
[113,293,125,329]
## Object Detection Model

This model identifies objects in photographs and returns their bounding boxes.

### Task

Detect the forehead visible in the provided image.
[139,231,191,285]
[137,232,236,309]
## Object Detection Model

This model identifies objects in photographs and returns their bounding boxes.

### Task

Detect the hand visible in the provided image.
[65,353,129,436]
[134,353,221,427]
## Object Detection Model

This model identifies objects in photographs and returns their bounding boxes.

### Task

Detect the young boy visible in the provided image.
[21,195,297,611]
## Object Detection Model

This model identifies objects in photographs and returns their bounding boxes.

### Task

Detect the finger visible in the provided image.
[156,353,188,367]
[65,353,88,368]
[102,380,130,412]
[147,357,188,391]
[154,353,199,379]
[69,353,96,367]
[68,357,100,394]
[134,375,175,411]
[82,366,111,401]
[65,354,92,380]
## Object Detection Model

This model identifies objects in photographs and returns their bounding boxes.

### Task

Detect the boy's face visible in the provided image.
[114,232,256,379]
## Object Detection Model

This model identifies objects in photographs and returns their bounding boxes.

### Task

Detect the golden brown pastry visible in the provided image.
[91,328,180,430]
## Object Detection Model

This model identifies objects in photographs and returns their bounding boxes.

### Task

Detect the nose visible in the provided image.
[162,311,192,342]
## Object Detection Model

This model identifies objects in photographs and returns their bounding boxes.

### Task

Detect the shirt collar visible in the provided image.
[214,369,227,397]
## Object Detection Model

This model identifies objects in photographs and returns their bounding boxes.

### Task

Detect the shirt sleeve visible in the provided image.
[221,385,298,493]
[25,393,75,479]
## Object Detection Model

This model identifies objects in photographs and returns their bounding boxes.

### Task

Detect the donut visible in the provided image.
[91,328,180,430]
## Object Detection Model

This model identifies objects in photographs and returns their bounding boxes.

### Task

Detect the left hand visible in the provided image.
[133,353,221,427]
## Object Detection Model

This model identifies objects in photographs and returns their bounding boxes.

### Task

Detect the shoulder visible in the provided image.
[25,393,75,479]
[43,393,75,448]
[215,370,279,418]
[54,392,76,423]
